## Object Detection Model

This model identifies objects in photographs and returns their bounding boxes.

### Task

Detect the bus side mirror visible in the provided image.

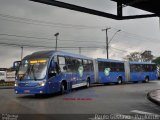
[13,61,21,71]
[63,66,67,71]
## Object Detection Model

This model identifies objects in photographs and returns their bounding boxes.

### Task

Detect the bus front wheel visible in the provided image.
[60,83,66,94]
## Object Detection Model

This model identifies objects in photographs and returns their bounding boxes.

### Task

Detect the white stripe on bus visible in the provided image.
[72,82,87,88]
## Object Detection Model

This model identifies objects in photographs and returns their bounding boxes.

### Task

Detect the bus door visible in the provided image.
[104,62,111,82]
[65,57,77,88]
[130,64,140,81]
[83,60,88,83]
[76,59,86,87]
[48,58,60,92]
[97,61,110,83]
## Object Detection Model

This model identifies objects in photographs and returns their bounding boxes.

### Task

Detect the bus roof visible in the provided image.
[97,58,124,63]
[23,50,93,60]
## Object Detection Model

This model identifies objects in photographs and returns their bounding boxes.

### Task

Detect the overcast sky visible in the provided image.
[0,0,160,68]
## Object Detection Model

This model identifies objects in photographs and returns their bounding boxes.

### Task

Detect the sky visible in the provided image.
[0,0,159,68]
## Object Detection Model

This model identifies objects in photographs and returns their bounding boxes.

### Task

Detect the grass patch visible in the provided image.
[0,82,14,86]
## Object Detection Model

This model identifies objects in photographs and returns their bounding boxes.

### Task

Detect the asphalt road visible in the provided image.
[0,81,160,120]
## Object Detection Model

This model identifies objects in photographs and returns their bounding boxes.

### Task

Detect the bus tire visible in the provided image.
[117,77,122,85]
[86,79,90,88]
[144,77,149,83]
[60,81,67,94]
[133,81,138,83]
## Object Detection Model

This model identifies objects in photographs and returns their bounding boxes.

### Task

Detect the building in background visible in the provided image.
[0,68,15,82]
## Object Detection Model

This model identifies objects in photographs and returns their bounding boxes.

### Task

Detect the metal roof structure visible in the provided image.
[30,0,159,20]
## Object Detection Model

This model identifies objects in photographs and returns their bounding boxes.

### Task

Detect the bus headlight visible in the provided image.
[39,81,46,87]
[14,82,18,87]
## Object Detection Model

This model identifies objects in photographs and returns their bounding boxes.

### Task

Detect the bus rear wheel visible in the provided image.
[144,77,149,83]
[86,79,90,88]
[117,77,122,85]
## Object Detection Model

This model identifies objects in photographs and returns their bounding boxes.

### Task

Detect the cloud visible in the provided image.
[0,0,159,68]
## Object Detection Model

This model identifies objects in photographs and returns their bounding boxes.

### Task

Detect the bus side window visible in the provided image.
[83,60,88,72]
[130,64,136,72]
[98,62,103,72]
[66,57,72,72]
[58,56,67,72]
[88,60,94,71]
[120,63,125,72]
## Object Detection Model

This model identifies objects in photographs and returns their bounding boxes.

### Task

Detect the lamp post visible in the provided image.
[102,28,111,59]
[108,30,121,44]
[21,46,23,60]
[102,29,121,59]
[54,32,59,51]
[79,47,82,54]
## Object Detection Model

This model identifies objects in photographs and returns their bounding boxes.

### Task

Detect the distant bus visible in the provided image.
[94,60,157,84]
[125,62,157,83]
[0,70,15,82]
[0,71,6,82]
[6,71,16,82]
[94,59,125,84]
[14,51,94,94]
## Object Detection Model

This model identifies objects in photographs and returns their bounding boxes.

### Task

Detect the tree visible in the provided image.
[141,51,154,62]
[124,52,142,62]
[153,57,160,64]
[124,50,154,62]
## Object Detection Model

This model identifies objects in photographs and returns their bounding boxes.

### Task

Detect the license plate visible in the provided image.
[24,90,30,93]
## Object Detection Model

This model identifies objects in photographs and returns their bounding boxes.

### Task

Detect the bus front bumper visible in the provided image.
[15,86,47,94]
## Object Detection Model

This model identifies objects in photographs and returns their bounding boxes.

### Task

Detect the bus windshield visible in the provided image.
[17,59,48,80]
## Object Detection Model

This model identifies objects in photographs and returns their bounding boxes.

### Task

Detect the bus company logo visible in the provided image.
[104,68,111,76]
[78,66,84,77]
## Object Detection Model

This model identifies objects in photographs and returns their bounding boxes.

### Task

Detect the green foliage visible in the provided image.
[124,51,154,62]
[0,82,14,86]
[153,57,160,65]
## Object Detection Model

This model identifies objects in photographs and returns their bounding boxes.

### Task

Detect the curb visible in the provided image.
[147,89,160,106]
[0,86,14,89]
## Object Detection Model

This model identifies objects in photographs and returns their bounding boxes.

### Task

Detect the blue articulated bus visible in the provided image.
[94,59,125,84]
[14,50,158,95]
[126,62,158,83]
[14,51,94,95]
[94,59,158,84]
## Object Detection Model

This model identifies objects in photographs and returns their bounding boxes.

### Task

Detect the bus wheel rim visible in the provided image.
[118,79,122,84]
[61,84,65,93]
[87,81,90,87]
[145,78,149,82]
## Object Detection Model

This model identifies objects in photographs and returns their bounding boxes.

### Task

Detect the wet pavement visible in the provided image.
[148,89,160,106]
[0,81,160,120]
